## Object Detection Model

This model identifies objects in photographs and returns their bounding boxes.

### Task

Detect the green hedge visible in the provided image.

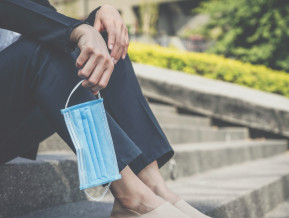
[128,42,289,97]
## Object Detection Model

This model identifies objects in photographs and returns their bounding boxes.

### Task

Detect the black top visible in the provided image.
[0,0,99,52]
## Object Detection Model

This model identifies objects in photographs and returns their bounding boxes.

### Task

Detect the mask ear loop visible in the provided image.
[65,79,101,109]
[84,182,112,201]
[65,80,112,201]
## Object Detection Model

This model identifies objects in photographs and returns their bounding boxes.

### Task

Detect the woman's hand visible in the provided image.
[94,4,129,64]
[70,24,114,95]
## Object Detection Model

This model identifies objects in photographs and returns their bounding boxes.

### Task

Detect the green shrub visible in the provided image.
[196,0,289,72]
[128,42,289,97]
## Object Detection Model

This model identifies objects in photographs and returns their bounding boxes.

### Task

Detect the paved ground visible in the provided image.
[265,200,289,218]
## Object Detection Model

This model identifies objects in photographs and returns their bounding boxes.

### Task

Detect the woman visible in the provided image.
[0,0,210,217]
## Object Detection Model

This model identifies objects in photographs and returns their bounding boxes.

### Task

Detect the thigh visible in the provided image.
[0,38,142,169]
[0,39,39,140]
[0,38,78,162]
[0,39,56,163]
[0,37,95,152]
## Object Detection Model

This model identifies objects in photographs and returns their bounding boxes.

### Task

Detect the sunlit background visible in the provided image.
[52,0,289,97]
[51,0,205,51]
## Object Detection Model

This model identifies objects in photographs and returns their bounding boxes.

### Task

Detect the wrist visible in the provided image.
[70,24,90,42]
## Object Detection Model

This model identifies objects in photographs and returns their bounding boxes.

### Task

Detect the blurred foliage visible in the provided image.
[139,0,159,35]
[128,42,289,97]
[195,0,289,72]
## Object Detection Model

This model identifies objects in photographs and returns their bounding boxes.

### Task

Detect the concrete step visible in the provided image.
[15,153,289,218]
[265,200,289,218]
[134,63,289,138]
[165,152,289,218]
[155,112,211,127]
[38,133,72,153]
[14,200,114,218]
[148,102,177,114]
[162,125,249,144]
[0,153,83,218]
[1,139,287,217]
[160,139,288,180]
[149,102,211,126]
[38,125,249,153]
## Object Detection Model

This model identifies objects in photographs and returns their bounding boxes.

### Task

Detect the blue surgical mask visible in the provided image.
[61,80,121,201]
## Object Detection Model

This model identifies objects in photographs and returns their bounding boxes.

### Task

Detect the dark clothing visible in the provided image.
[0,0,84,52]
[0,0,174,174]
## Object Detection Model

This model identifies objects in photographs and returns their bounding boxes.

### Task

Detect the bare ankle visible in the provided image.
[154,186,181,205]
[116,190,164,214]
[110,166,164,214]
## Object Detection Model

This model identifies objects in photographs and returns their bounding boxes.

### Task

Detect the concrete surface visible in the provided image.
[163,139,288,180]
[15,153,289,218]
[154,112,211,127]
[265,200,289,218]
[2,139,287,217]
[39,126,247,153]
[167,152,289,218]
[14,200,113,218]
[162,125,249,144]
[149,102,177,114]
[133,63,289,137]
[38,134,72,153]
[0,154,83,218]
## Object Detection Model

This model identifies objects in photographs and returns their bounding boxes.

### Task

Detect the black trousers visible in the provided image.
[0,36,173,174]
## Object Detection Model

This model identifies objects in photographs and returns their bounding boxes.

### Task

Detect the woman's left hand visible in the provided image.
[94,4,129,64]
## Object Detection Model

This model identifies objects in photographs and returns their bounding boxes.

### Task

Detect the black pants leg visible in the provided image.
[0,37,174,173]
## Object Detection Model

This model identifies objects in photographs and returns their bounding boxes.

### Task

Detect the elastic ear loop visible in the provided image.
[84,182,112,201]
[65,79,101,109]
[65,79,112,201]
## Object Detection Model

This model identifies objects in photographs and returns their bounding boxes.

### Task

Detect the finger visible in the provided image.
[107,23,116,51]
[90,85,101,95]
[121,29,129,59]
[110,24,122,63]
[98,66,113,89]
[76,49,89,68]
[115,26,126,61]
[78,56,97,79]
[82,60,105,88]
[90,67,113,94]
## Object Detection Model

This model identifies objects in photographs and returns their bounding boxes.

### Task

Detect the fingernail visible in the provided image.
[109,44,113,50]
[122,54,126,59]
[114,59,118,64]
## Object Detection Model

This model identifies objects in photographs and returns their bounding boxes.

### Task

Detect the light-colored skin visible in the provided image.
[111,162,181,214]
[94,5,129,62]
[70,4,129,95]
[70,5,180,214]
[137,161,181,206]
[110,165,165,214]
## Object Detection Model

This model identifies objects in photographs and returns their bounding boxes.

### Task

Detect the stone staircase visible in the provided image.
[1,101,289,218]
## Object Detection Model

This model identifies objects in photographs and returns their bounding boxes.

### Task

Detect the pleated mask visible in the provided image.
[61,80,121,201]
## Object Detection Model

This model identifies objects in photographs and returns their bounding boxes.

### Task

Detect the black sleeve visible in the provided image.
[0,0,86,52]
[85,6,101,26]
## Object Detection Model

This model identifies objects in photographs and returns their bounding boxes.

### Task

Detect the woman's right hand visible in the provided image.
[70,24,114,95]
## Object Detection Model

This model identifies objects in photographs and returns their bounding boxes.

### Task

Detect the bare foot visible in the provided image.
[110,166,165,214]
[137,161,181,205]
